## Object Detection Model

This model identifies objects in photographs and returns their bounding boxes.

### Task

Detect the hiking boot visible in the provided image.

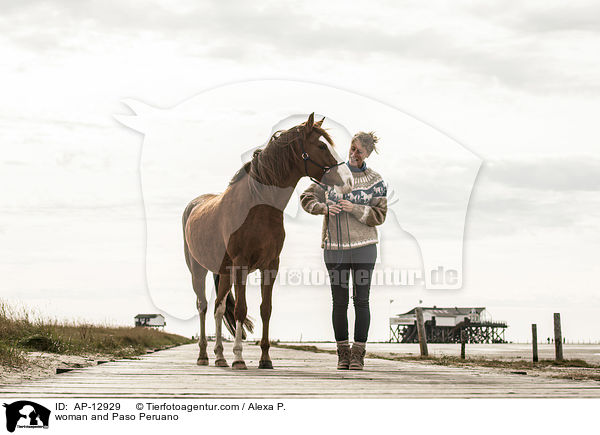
[336,341,351,370]
[349,342,366,370]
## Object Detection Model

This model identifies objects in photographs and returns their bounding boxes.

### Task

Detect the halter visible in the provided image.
[300,140,345,188]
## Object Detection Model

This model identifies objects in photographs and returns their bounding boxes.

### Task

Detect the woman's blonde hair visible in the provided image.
[351,131,379,155]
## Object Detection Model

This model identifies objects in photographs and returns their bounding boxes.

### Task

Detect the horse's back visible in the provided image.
[183,193,219,219]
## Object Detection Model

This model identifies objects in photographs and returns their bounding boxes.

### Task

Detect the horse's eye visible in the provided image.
[319,144,327,150]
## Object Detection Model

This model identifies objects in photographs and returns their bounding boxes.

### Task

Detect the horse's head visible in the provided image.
[299,113,353,194]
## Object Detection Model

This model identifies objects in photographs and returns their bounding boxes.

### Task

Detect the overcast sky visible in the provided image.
[1,1,599,342]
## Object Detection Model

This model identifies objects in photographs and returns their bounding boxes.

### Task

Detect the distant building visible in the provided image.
[134,314,166,329]
[389,306,507,343]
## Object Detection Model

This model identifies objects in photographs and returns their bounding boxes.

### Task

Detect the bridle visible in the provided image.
[300,139,345,188]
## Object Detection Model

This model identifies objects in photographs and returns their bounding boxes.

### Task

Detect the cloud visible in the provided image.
[467,1,600,34]
[373,153,600,241]
[466,155,600,236]
[485,156,600,192]
[2,0,599,94]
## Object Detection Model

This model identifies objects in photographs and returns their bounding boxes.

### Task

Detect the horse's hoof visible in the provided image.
[215,358,229,367]
[232,361,247,370]
[258,360,273,369]
[197,357,209,366]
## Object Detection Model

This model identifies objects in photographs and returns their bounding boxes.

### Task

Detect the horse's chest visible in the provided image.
[227,207,285,267]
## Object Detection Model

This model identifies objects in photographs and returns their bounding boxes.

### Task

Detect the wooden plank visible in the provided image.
[1,343,599,398]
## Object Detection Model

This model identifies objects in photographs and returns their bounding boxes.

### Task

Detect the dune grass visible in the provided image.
[0,300,193,369]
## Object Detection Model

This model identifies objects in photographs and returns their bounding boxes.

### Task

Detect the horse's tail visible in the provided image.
[213,274,254,340]
[182,197,199,272]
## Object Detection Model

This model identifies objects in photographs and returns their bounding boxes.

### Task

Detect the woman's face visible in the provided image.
[348,140,369,168]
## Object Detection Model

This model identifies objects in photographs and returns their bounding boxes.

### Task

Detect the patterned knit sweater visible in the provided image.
[300,163,387,250]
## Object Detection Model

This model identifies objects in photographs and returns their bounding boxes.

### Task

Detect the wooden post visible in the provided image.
[415,307,428,357]
[553,313,563,361]
[531,324,538,363]
[460,329,466,359]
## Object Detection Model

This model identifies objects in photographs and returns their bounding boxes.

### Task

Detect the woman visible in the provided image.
[300,131,387,370]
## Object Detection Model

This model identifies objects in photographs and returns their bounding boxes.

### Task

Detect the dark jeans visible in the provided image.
[324,244,377,343]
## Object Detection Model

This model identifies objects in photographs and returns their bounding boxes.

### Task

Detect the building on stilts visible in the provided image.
[389,307,507,343]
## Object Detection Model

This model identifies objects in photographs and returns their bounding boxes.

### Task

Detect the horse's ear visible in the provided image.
[304,112,315,135]
[314,117,325,128]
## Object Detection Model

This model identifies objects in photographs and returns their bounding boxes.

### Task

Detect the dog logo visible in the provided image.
[3,401,50,432]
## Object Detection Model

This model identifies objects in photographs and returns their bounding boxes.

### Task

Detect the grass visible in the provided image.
[0,300,194,369]
[370,352,597,369]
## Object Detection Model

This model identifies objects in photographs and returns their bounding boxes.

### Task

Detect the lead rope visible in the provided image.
[336,205,357,300]
[336,213,342,251]
[323,188,355,275]
[323,187,344,268]
[325,202,333,251]
[346,211,355,299]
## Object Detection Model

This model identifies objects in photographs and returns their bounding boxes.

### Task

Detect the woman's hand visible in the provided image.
[326,201,342,216]
[338,199,355,213]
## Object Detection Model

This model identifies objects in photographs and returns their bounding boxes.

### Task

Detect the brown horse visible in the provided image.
[182,113,353,369]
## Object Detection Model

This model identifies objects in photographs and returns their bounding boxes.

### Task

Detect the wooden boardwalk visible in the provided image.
[1,343,600,398]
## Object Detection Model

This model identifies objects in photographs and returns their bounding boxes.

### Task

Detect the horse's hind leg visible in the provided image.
[190,261,209,365]
[214,272,231,367]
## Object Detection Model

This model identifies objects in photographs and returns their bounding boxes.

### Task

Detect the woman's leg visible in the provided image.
[350,244,377,343]
[324,250,351,341]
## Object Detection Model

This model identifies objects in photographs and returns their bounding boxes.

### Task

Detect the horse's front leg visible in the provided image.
[232,264,249,370]
[213,272,231,367]
[259,258,279,369]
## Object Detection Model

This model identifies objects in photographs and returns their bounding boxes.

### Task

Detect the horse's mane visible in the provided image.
[228,124,334,187]
[228,161,252,186]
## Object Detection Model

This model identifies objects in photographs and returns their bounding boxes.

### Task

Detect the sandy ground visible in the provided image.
[0,352,111,386]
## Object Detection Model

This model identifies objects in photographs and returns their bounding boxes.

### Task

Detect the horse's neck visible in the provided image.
[245,145,301,210]
[245,174,296,212]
